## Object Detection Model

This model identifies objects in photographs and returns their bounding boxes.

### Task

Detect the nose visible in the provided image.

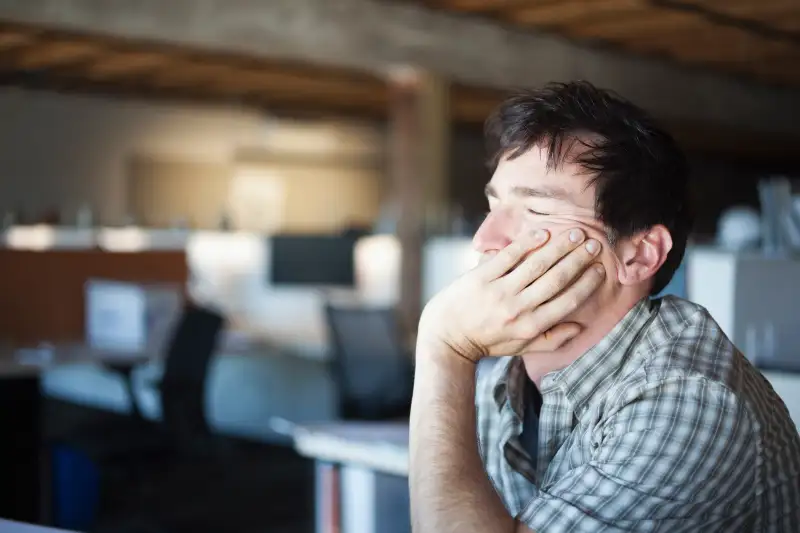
[473,209,519,254]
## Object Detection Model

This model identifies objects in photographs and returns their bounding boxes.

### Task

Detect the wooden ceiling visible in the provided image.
[0,22,499,124]
[412,0,800,88]
[0,20,796,163]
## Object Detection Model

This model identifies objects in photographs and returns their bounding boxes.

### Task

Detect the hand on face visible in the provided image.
[418,227,605,363]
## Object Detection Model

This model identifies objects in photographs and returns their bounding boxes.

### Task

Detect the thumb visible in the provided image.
[525,322,582,352]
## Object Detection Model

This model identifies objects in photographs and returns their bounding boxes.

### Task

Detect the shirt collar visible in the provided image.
[490,357,516,409]
[491,297,658,417]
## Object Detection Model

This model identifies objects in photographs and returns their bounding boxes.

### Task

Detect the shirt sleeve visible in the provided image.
[518,377,757,533]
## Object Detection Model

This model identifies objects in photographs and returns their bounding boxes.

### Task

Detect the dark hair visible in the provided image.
[485,80,693,295]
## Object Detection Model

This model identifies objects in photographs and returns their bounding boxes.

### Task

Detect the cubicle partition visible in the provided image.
[0,249,187,344]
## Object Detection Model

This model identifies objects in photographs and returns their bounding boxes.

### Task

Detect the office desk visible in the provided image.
[293,421,410,533]
[0,519,74,533]
[42,343,337,444]
[0,344,150,374]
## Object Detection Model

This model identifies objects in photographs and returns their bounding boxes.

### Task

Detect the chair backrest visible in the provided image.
[324,304,413,420]
[159,303,225,441]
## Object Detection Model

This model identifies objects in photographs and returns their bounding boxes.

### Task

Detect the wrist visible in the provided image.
[412,338,478,404]
[417,316,484,365]
[415,336,479,372]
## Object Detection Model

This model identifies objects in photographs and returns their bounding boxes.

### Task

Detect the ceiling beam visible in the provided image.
[627,26,797,63]
[429,0,536,13]
[650,0,800,46]
[85,51,171,80]
[0,50,796,163]
[0,27,36,51]
[11,40,104,69]
[0,0,798,139]
[508,1,644,27]
[566,9,707,40]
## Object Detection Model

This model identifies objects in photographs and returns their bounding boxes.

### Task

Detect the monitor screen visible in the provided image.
[270,234,357,287]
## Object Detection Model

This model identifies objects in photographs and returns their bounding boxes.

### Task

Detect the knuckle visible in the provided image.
[500,302,519,324]
[521,316,542,337]
[506,241,525,258]
[566,297,581,313]
[533,319,549,337]
[554,269,572,290]
[524,258,547,281]
[544,280,560,297]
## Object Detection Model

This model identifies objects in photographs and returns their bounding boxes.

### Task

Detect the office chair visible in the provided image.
[324,304,414,420]
[56,303,224,454]
[48,303,225,531]
[153,303,225,454]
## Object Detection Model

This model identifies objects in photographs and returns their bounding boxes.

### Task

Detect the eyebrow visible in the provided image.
[484,183,573,201]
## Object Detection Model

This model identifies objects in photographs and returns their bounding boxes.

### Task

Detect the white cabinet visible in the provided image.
[687,247,800,372]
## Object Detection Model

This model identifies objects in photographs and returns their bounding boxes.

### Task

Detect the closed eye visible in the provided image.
[527,208,550,216]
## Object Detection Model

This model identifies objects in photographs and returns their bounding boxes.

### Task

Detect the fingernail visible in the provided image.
[534,229,548,243]
[593,264,605,276]
[569,229,584,243]
[585,239,599,255]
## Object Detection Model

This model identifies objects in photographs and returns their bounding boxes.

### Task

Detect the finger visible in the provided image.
[501,228,588,294]
[524,322,582,352]
[522,263,605,335]
[518,237,602,307]
[478,229,550,281]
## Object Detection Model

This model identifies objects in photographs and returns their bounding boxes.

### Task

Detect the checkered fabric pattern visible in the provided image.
[476,296,800,532]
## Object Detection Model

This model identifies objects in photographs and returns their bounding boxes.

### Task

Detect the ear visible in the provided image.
[616,225,673,287]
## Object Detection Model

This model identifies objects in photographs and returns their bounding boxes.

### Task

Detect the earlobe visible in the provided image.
[616,226,673,287]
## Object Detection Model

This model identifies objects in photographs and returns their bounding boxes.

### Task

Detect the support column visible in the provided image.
[388,67,450,337]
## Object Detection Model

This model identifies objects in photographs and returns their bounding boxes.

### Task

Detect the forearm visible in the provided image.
[409,343,516,533]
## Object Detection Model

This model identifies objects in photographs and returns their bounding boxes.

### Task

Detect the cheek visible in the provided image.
[540,217,623,280]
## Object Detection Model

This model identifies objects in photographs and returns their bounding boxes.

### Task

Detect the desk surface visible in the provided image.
[293,421,409,476]
[0,520,74,533]
[0,333,296,378]
[0,332,326,378]
[0,344,150,378]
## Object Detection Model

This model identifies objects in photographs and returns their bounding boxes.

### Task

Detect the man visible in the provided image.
[409,81,800,533]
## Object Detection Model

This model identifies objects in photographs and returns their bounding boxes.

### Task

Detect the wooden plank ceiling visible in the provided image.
[0,20,796,162]
[411,0,800,88]
[0,22,498,125]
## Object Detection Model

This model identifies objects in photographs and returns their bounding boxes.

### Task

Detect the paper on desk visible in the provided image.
[285,418,410,475]
[272,416,408,445]
[14,345,55,366]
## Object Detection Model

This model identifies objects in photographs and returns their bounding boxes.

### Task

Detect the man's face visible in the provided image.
[474,145,620,314]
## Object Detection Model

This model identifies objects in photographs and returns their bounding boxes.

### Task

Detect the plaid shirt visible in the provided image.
[476,296,800,532]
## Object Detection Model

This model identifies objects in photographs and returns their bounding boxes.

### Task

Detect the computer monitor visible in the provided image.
[269,234,357,287]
